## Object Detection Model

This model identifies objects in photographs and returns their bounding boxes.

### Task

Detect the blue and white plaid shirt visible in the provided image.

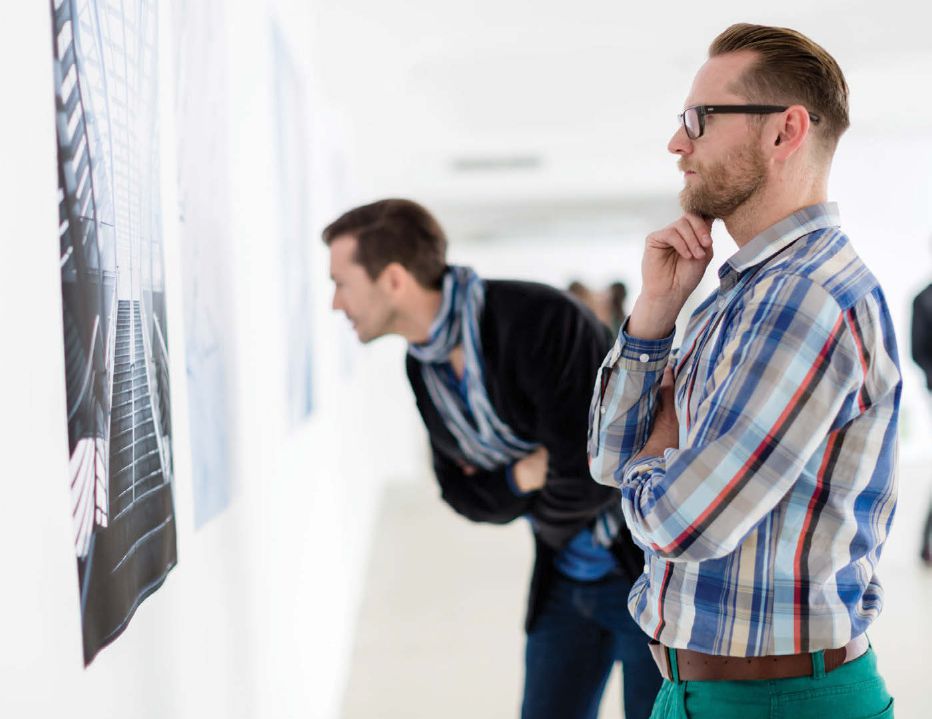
[588,203,901,657]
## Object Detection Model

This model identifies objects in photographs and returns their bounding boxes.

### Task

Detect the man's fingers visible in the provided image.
[651,226,694,260]
[647,214,713,259]
[669,232,694,260]
[674,217,709,259]
[684,212,714,246]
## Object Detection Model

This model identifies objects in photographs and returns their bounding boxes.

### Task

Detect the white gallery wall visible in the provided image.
[0,0,424,717]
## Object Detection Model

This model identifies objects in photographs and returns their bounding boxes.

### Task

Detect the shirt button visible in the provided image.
[600,407,607,414]
[639,353,650,363]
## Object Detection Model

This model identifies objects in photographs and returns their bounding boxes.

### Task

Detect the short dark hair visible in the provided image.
[710,23,850,153]
[322,199,448,289]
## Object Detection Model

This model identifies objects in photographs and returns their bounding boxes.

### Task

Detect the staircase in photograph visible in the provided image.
[79,297,176,658]
[109,299,164,514]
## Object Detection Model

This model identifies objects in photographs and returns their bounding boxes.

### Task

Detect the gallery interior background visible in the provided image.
[1,0,930,717]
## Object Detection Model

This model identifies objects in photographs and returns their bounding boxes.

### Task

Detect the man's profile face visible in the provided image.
[669,51,769,220]
[328,234,396,343]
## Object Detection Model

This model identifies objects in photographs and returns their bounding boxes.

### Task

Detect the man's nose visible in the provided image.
[668,125,692,156]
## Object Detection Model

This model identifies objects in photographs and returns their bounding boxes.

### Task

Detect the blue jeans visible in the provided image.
[522,571,662,719]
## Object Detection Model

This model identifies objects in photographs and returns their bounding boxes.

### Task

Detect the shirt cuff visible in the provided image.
[610,320,674,371]
[622,453,665,484]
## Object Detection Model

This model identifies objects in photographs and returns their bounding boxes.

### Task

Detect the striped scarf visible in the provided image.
[408,266,538,470]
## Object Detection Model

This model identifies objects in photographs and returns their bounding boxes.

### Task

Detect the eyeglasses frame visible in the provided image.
[677,104,822,140]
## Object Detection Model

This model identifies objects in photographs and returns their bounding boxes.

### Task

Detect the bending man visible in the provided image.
[325,198,660,718]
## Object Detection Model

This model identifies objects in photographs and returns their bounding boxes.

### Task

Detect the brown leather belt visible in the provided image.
[649,634,869,682]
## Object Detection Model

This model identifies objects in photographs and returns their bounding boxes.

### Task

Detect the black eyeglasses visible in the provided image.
[677,104,821,140]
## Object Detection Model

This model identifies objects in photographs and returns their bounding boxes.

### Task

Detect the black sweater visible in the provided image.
[405,279,626,552]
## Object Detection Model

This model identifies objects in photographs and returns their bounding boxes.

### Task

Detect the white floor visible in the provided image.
[341,459,932,718]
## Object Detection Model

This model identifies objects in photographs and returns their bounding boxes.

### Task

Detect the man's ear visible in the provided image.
[771,105,811,159]
[379,262,409,293]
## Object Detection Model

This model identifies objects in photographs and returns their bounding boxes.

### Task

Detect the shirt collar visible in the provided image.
[719,202,841,287]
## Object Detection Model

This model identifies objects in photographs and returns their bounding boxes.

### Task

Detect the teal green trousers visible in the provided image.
[649,645,894,718]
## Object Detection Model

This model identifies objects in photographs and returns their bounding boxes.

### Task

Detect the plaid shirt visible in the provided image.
[588,203,901,657]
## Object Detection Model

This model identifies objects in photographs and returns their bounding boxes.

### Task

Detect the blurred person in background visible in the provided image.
[567,280,628,334]
[325,199,661,719]
[588,23,900,718]
[605,281,628,335]
[568,279,597,311]
[911,280,932,564]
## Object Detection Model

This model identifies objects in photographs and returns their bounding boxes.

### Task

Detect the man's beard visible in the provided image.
[679,142,767,219]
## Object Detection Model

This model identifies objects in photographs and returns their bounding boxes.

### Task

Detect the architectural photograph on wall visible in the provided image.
[51,0,177,665]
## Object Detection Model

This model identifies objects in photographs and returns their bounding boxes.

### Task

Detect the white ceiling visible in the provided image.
[309,0,932,235]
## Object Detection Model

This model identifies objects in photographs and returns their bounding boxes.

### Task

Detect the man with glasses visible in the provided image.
[589,24,900,718]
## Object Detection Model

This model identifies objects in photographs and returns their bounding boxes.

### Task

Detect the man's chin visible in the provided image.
[354,327,383,344]
[680,190,705,217]
[680,189,722,221]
